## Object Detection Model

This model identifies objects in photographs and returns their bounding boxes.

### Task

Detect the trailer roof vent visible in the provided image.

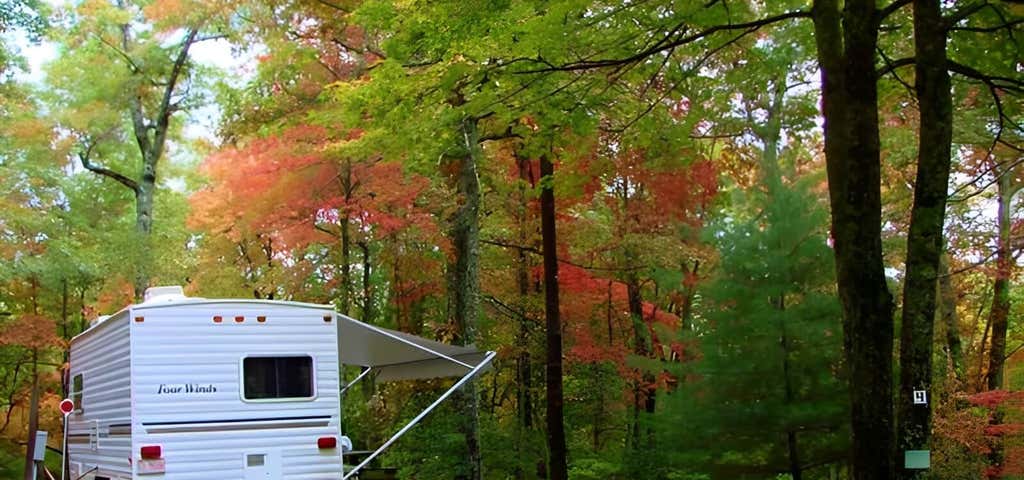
[89,315,111,328]
[142,286,188,303]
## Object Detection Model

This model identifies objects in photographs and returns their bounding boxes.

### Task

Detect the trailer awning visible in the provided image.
[337,315,491,382]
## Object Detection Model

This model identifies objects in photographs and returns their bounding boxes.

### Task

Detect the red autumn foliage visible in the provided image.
[955,390,1024,478]
[969,390,1024,409]
[559,264,683,378]
[190,123,442,310]
[191,125,435,252]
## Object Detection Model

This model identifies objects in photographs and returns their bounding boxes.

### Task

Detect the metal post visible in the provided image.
[61,415,68,480]
[340,367,373,396]
[342,351,496,480]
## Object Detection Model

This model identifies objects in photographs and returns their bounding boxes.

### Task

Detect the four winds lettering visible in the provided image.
[157,384,218,394]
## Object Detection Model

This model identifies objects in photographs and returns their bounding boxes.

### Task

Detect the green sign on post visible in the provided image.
[904,450,931,469]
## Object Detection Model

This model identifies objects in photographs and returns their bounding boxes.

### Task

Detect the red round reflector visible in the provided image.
[140,445,162,459]
[317,436,337,449]
[59,399,74,415]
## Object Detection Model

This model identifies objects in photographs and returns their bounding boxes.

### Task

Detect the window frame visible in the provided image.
[238,354,317,403]
[70,373,84,413]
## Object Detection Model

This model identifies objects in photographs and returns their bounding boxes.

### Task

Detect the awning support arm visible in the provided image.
[341,367,373,396]
[351,319,475,370]
[341,350,497,480]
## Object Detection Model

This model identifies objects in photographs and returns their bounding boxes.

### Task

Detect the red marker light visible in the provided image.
[140,445,162,459]
[317,437,337,449]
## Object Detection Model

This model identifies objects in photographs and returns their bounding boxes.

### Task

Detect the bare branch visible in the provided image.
[875,56,914,78]
[93,33,142,73]
[944,1,996,28]
[312,0,351,13]
[155,29,200,141]
[313,224,340,238]
[941,249,1000,276]
[997,139,1024,153]
[876,50,915,97]
[78,142,139,194]
[878,0,912,22]
[482,238,648,272]
[951,18,1024,32]
[1005,342,1024,361]
[948,60,1024,94]
[518,10,811,73]
[948,156,1024,203]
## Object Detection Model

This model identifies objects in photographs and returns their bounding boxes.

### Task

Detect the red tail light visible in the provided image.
[140,445,162,459]
[317,436,337,449]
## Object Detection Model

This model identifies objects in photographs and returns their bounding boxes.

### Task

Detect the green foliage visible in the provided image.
[657,181,848,479]
[0,0,46,78]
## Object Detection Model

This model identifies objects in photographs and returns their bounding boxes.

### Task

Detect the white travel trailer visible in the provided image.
[66,286,493,480]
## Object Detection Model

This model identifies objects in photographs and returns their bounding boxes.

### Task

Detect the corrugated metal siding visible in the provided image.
[131,303,342,479]
[68,312,133,479]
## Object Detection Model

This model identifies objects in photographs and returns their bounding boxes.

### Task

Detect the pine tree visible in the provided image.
[658,181,849,479]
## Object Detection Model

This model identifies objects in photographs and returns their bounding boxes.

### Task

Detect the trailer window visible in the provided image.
[243,356,313,400]
[70,374,83,412]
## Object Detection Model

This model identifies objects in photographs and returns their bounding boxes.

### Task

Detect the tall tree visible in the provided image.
[896,1,954,478]
[667,180,848,480]
[985,155,1022,390]
[538,153,568,480]
[809,1,894,476]
[445,116,486,480]
[49,0,216,298]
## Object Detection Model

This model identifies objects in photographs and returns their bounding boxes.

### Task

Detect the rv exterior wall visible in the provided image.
[66,311,133,478]
[67,299,344,479]
[131,302,342,479]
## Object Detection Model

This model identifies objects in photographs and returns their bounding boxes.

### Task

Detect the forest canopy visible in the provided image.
[1,0,1023,479]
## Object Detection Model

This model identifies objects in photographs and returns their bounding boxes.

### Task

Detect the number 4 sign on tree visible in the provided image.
[913,390,928,406]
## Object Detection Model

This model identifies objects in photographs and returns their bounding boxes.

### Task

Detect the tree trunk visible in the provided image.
[448,117,483,480]
[74,22,199,300]
[359,242,373,324]
[776,294,803,480]
[938,254,964,383]
[339,160,353,316]
[758,75,786,195]
[514,151,535,480]
[986,170,1013,390]
[976,303,993,392]
[540,154,568,480]
[679,261,698,332]
[134,161,155,299]
[626,272,656,453]
[812,1,895,478]
[897,2,954,477]
[340,214,352,315]
[22,349,39,480]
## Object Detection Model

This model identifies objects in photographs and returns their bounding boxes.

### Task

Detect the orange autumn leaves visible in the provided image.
[0,314,64,351]
[190,125,432,246]
[191,118,716,400]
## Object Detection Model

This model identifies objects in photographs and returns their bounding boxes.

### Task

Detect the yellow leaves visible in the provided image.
[1,116,52,149]
[78,0,132,26]
[62,100,117,131]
